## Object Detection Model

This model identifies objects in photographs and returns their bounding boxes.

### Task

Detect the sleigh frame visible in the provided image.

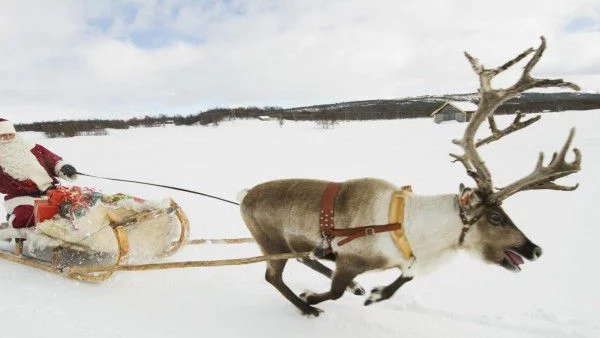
[0,199,190,282]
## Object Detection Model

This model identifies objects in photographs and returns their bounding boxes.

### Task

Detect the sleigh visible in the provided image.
[0,186,190,282]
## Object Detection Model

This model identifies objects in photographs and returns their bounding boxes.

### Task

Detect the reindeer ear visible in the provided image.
[459,183,465,193]
[459,186,483,210]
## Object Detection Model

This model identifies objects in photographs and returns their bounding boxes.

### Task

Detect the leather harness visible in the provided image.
[457,205,481,245]
[456,191,491,246]
[318,182,487,256]
[318,182,414,259]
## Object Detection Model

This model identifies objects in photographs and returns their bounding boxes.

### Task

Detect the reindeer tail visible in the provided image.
[236,189,249,204]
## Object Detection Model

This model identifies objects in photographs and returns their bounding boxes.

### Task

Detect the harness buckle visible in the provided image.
[365,228,375,236]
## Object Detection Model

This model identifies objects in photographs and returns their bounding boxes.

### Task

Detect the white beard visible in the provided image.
[0,136,54,190]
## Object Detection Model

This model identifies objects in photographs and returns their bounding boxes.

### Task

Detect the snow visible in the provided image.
[448,101,478,111]
[1,111,599,337]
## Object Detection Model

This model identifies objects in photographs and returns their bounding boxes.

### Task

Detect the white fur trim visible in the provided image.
[4,196,38,214]
[22,229,63,253]
[54,160,65,176]
[0,136,54,190]
[0,121,16,135]
[0,226,21,239]
[0,226,27,239]
[0,227,62,250]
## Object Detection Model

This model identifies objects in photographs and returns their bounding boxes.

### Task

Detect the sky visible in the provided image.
[0,0,599,123]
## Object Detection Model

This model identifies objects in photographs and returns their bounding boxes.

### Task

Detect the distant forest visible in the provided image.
[14,92,600,138]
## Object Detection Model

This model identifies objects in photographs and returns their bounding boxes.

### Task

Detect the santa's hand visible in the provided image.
[59,164,78,180]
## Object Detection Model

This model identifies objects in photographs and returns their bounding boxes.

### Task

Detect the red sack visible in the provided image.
[34,199,60,224]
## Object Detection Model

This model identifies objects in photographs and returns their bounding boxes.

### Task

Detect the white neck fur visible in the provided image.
[403,194,464,274]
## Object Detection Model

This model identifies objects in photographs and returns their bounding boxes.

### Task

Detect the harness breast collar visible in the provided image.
[316,183,414,259]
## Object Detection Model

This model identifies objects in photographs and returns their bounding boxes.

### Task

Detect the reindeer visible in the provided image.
[239,37,582,316]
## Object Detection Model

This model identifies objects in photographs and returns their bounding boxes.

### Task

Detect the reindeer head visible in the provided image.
[457,185,542,272]
[451,37,581,272]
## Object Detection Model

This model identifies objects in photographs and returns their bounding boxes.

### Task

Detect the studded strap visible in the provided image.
[320,182,342,247]
[319,182,405,249]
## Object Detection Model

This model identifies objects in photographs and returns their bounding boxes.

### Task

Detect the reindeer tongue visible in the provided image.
[506,250,524,266]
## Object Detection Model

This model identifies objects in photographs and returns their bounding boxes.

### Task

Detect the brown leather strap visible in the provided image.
[327,223,400,237]
[335,223,402,246]
[320,182,342,247]
[319,182,402,249]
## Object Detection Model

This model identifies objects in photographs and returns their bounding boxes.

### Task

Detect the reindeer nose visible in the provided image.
[532,246,543,260]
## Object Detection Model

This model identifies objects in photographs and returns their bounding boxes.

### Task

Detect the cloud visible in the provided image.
[1,0,599,123]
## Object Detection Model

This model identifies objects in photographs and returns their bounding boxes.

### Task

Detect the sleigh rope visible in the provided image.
[64,251,310,275]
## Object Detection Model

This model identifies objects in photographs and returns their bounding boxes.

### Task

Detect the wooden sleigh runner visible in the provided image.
[0,187,191,283]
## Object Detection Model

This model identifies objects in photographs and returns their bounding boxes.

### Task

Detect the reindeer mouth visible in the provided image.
[501,250,525,272]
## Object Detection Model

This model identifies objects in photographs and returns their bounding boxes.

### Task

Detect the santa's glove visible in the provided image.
[59,164,78,180]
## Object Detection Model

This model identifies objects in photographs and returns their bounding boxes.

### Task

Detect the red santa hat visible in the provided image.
[0,118,16,135]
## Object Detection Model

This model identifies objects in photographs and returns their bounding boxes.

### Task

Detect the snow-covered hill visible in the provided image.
[1,111,599,337]
[285,92,600,114]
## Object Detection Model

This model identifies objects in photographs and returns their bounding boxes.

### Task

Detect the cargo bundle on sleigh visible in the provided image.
[0,186,189,282]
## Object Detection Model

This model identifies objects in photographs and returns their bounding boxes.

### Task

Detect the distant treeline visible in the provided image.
[14,92,600,138]
[494,92,600,114]
[16,119,129,138]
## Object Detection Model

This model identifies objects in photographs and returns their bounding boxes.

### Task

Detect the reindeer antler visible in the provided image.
[450,36,582,203]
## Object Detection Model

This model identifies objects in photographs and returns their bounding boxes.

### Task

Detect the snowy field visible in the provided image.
[1,111,599,338]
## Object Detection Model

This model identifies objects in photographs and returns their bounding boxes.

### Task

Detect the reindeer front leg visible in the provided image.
[300,256,367,305]
[365,269,413,306]
[296,258,366,295]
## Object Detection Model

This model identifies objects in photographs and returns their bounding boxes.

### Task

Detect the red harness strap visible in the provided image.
[319,182,402,247]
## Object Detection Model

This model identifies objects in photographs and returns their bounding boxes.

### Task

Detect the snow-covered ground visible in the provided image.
[1,111,599,338]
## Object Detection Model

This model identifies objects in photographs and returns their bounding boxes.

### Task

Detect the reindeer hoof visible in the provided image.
[347,283,366,296]
[364,286,386,306]
[301,306,323,317]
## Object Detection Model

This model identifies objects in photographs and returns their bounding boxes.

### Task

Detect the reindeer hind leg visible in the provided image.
[243,216,323,316]
[265,259,323,317]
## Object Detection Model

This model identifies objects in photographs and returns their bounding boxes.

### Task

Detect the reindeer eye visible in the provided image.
[487,212,503,225]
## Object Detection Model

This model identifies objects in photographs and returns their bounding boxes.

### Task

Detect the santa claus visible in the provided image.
[0,118,77,228]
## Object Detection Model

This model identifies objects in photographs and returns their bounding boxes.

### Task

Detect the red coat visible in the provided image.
[0,138,72,228]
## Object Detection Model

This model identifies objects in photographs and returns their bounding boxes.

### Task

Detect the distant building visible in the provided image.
[258,116,271,121]
[431,101,478,124]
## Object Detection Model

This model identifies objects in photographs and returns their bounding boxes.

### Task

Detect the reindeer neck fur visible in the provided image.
[403,193,464,274]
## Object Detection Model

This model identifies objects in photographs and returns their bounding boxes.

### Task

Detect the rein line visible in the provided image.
[76,172,240,206]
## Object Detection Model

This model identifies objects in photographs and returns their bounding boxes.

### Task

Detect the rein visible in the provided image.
[457,203,482,246]
[76,172,240,206]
